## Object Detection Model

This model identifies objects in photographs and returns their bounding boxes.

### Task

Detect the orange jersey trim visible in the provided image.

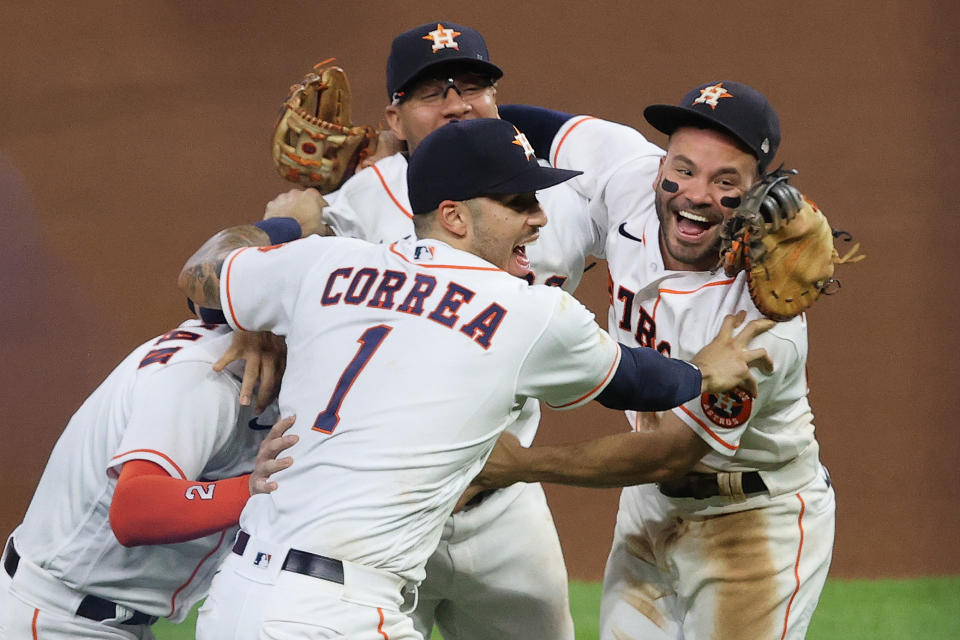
[388,243,502,272]
[223,247,254,331]
[377,607,390,639]
[32,608,39,640]
[371,164,413,220]
[553,116,597,167]
[111,449,187,479]
[547,351,619,409]
[167,529,227,618]
[780,493,807,639]
[653,278,738,320]
[677,406,739,451]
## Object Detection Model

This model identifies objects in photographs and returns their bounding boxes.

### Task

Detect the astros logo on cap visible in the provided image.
[693,82,734,110]
[422,23,461,52]
[511,127,535,160]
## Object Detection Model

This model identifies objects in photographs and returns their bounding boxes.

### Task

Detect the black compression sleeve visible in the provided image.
[595,344,702,411]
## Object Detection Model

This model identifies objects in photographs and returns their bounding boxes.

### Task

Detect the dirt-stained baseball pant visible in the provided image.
[197,533,421,640]
[599,464,835,640]
[411,482,574,639]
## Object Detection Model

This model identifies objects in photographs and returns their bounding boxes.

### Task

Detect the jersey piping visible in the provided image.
[167,529,227,617]
[546,352,619,409]
[371,164,412,219]
[110,448,187,480]
[388,242,503,272]
[553,116,597,167]
[780,493,807,640]
[677,405,739,451]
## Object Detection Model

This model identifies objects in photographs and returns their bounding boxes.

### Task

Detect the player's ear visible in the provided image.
[436,200,469,238]
[384,105,406,141]
[653,156,666,191]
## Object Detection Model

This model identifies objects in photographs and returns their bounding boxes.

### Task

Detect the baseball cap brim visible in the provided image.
[481,163,582,197]
[644,104,756,155]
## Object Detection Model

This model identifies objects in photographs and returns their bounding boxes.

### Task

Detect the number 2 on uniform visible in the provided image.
[313,324,393,434]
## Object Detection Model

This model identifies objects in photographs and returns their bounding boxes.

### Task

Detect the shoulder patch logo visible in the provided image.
[414,245,436,261]
[700,388,752,428]
[693,83,734,110]
[422,23,462,52]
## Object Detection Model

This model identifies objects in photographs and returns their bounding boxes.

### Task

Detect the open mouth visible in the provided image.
[512,244,531,271]
[674,209,718,241]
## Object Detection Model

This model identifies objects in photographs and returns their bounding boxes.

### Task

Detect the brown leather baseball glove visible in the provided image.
[719,169,865,321]
[272,60,377,193]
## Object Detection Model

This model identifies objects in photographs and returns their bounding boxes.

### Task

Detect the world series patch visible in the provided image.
[700,388,752,428]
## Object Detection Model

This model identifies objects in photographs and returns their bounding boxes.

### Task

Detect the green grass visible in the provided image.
[154,576,960,639]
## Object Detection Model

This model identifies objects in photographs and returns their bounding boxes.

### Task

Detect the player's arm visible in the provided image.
[178,191,329,309]
[110,417,297,547]
[477,411,710,489]
[594,311,774,411]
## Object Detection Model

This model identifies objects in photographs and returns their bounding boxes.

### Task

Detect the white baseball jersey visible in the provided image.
[219,235,620,582]
[549,115,819,483]
[8,320,268,623]
[324,151,600,451]
[549,115,835,639]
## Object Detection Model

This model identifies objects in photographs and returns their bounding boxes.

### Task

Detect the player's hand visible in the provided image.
[249,416,298,495]
[263,187,333,237]
[690,310,775,398]
[358,129,403,169]
[214,330,287,412]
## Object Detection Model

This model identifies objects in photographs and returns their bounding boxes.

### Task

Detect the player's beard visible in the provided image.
[654,189,723,272]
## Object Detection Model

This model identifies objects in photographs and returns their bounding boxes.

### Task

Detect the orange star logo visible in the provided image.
[511,127,535,160]
[422,23,462,52]
[693,83,734,110]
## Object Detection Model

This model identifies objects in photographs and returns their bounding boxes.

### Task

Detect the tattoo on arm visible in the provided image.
[178,225,271,309]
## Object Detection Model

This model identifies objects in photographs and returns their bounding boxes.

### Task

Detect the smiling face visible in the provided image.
[654,126,759,271]
[464,192,547,277]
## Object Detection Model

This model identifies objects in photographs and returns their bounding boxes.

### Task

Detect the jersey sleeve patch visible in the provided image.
[699,389,753,428]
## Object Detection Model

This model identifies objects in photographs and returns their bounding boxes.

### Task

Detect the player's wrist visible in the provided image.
[253,217,302,244]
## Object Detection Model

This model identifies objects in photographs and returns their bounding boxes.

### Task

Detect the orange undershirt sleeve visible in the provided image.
[110,459,251,547]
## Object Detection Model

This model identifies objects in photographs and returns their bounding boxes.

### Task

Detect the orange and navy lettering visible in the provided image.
[155,329,202,344]
[613,283,671,355]
[139,347,182,368]
[321,268,506,349]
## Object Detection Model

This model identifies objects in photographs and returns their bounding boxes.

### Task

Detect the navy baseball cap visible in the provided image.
[386,21,504,100]
[407,119,582,215]
[643,81,781,172]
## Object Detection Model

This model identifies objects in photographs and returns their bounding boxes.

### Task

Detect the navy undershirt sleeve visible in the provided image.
[595,344,702,411]
[498,104,574,159]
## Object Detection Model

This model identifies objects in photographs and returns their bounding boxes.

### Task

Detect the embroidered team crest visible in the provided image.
[422,23,462,52]
[253,551,272,568]
[414,245,436,261]
[511,128,535,160]
[693,83,734,110]
[700,388,752,428]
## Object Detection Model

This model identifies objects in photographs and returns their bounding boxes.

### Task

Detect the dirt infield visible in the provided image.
[1,2,956,580]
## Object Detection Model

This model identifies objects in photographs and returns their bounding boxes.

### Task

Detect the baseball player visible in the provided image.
[259,21,604,640]
[178,117,774,640]
[0,319,295,638]
[473,85,837,639]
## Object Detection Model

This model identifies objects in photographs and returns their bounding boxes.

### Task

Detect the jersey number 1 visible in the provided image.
[313,324,393,434]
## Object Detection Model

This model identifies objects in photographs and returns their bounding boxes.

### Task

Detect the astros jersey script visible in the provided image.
[549,115,835,639]
[8,320,269,623]
[219,235,620,582]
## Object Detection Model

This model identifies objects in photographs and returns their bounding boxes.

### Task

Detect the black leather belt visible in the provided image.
[3,538,158,626]
[658,471,768,499]
[233,531,344,585]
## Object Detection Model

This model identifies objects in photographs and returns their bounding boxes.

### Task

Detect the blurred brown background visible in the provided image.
[1,1,957,581]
